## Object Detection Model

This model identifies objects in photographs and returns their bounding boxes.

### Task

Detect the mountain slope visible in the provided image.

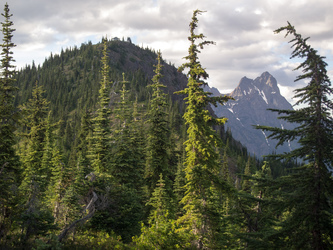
[209,72,298,157]
[15,40,187,118]
[14,38,250,165]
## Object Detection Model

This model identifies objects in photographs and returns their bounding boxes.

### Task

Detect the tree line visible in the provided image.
[0,4,332,249]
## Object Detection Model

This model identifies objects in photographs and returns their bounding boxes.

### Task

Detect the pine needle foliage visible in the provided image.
[0,4,19,241]
[145,51,172,199]
[89,38,112,174]
[176,9,233,248]
[256,22,333,249]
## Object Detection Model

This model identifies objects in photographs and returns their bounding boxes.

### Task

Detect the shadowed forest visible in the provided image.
[0,4,332,249]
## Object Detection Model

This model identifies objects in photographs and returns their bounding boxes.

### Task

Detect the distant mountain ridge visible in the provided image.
[208,72,297,157]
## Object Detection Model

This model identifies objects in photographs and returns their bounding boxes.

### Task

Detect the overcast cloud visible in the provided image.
[4,0,333,104]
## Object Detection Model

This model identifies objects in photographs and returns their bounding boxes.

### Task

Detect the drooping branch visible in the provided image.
[57,173,98,242]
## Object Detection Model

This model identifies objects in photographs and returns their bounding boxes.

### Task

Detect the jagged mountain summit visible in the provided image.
[209,72,297,157]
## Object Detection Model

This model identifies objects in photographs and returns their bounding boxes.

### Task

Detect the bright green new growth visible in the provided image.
[176,9,233,248]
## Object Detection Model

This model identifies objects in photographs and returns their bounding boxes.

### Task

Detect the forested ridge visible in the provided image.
[0,4,332,249]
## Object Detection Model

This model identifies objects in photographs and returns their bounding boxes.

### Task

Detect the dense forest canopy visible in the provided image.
[0,4,332,249]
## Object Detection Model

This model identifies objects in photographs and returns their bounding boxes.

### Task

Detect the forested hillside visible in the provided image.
[14,33,250,171]
[0,4,332,249]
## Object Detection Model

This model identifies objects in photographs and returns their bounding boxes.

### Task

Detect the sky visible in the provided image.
[4,0,333,104]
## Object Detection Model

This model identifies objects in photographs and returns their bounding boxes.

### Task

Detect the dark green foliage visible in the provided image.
[106,73,145,241]
[145,51,173,201]
[255,22,333,249]
[19,83,49,195]
[0,4,296,248]
[17,84,58,245]
[73,111,93,197]
[0,3,20,242]
[89,39,112,174]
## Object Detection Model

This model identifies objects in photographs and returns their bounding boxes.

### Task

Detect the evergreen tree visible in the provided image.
[89,39,112,174]
[239,161,275,248]
[241,157,252,193]
[47,141,69,226]
[111,73,144,189]
[105,73,144,241]
[145,51,172,200]
[18,83,55,244]
[0,3,19,242]
[134,174,192,249]
[20,83,49,197]
[257,22,333,249]
[40,112,55,182]
[74,111,93,196]
[176,10,233,248]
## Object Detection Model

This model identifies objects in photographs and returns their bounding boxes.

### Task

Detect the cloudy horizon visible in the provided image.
[4,0,333,104]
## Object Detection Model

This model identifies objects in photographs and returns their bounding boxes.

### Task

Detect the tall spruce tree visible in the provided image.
[74,111,93,196]
[89,39,112,174]
[111,73,144,189]
[19,83,56,244]
[257,22,333,249]
[145,51,172,200]
[176,10,233,248]
[106,73,144,241]
[20,83,49,196]
[0,3,18,242]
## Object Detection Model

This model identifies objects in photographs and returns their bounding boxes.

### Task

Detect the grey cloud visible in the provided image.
[3,0,333,105]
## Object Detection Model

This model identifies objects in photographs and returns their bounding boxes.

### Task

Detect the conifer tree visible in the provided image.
[134,174,191,249]
[237,161,276,249]
[40,112,55,181]
[47,141,69,226]
[241,157,252,193]
[145,51,172,199]
[89,39,112,174]
[111,73,143,189]
[257,22,333,249]
[176,10,233,248]
[19,83,56,244]
[74,111,93,196]
[0,3,19,241]
[20,83,49,196]
[106,73,144,241]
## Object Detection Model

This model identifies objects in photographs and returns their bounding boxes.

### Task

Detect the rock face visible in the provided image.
[209,72,297,157]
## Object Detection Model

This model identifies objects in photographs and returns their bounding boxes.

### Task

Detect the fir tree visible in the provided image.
[111,73,144,189]
[134,174,192,249]
[106,73,144,241]
[20,83,49,197]
[89,39,112,174]
[18,83,55,244]
[241,157,252,192]
[74,111,93,196]
[47,141,69,226]
[145,51,172,199]
[0,3,19,242]
[176,10,233,248]
[257,22,333,249]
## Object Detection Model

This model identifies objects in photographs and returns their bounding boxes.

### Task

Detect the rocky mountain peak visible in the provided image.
[254,71,280,95]
[208,72,297,157]
[229,71,288,109]
[230,76,253,98]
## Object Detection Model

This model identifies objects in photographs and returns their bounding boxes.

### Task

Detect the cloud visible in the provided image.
[4,0,333,104]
